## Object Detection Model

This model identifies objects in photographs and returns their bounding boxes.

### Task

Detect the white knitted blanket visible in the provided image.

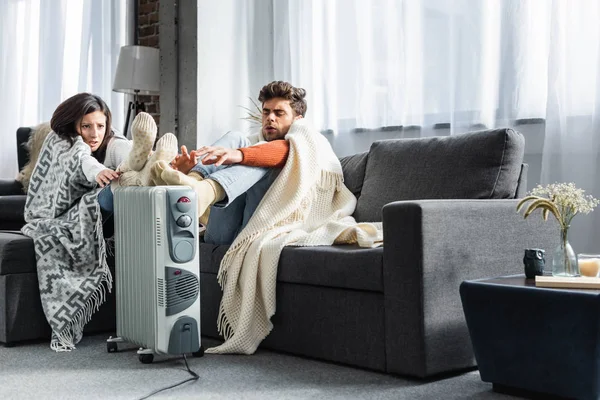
[206,119,383,355]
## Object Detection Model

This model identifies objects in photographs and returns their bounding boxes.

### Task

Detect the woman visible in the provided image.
[50,93,169,222]
[22,93,175,352]
[51,92,129,186]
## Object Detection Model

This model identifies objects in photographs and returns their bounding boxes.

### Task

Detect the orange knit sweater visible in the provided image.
[239,140,290,168]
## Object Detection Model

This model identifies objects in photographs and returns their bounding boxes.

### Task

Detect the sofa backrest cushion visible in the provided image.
[515,163,528,198]
[339,151,369,200]
[354,128,525,222]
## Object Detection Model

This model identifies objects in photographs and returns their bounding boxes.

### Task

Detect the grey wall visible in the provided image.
[158,1,197,151]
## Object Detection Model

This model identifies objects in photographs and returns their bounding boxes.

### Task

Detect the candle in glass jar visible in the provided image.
[578,256,600,277]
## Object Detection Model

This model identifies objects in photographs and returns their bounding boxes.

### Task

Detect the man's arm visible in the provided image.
[172,140,290,173]
[239,140,289,168]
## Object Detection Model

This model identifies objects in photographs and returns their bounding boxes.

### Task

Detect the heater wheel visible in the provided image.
[107,342,118,353]
[139,353,154,364]
[192,345,205,358]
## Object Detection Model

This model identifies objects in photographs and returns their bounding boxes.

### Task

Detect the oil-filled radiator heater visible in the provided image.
[106,186,202,363]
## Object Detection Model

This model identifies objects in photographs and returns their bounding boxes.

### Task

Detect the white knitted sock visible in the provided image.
[117,169,143,187]
[153,133,178,162]
[187,172,209,224]
[199,206,210,226]
[115,160,142,187]
[188,171,204,181]
[148,160,168,186]
[139,133,178,186]
[127,112,157,171]
[161,168,225,221]
[148,159,196,186]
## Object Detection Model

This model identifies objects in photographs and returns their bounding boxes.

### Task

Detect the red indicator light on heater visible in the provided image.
[178,196,191,203]
[174,270,182,276]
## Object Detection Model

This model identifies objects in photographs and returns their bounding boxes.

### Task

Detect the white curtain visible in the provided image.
[540,1,600,254]
[197,0,274,146]
[197,0,600,253]
[0,0,130,180]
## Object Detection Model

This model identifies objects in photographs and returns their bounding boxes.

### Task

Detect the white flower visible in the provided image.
[517,182,599,229]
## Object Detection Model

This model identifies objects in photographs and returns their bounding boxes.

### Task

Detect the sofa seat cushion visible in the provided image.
[0,231,36,275]
[200,243,383,292]
[354,128,525,222]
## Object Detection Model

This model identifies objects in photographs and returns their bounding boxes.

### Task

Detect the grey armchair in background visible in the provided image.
[0,128,32,230]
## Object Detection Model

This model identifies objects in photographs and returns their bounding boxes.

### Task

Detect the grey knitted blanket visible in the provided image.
[21,132,112,351]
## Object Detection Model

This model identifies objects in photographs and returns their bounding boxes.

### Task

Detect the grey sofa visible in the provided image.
[199,127,558,378]
[0,126,557,378]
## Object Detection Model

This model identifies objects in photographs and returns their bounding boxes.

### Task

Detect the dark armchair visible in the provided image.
[0,128,32,230]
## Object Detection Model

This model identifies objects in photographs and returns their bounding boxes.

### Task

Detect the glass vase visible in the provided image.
[552,227,579,277]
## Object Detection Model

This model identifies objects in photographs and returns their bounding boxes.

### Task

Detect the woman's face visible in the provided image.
[76,111,107,152]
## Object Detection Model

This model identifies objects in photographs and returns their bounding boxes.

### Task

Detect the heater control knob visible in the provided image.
[176,196,192,213]
[176,214,192,228]
[174,241,194,262]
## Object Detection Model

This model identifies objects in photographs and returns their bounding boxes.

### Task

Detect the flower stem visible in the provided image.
[561,227,571,274]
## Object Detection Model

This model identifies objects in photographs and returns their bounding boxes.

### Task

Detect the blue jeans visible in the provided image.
[192,131,280,245]
[97,185,114,237]
[98,185,114,220]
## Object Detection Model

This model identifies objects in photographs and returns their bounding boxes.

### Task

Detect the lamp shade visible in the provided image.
[113,45,160,95]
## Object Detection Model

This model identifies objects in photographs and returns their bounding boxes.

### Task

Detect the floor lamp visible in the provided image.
[112,45,160,138]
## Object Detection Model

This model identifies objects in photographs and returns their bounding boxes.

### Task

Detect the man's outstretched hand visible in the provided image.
[170,145,199,175]
[171,144,244,173]
[195,145,243,167]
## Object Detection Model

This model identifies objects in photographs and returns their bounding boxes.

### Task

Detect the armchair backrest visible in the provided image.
[16,127,33,171]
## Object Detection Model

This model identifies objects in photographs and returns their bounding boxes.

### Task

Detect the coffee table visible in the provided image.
[460,274,600,400]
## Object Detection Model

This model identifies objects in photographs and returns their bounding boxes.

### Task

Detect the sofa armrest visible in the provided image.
[381,199,559,378]
[0,195,27,230]
[0,179,23,196]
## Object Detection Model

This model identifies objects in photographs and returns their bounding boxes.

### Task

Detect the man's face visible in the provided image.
[261,97,302,141]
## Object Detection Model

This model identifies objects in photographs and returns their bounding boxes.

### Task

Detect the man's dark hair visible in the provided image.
[50,92,114,163]
[258,81,307,117]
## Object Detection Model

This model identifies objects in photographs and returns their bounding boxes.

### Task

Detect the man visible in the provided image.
[151,81,307,245]
[152,81,381,355]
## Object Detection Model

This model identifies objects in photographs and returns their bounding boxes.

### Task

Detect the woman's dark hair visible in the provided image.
[50,92,114,163]
[258,81,307,117]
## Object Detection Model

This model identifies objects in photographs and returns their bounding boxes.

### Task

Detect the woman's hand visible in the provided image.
[171,145,199,174]
[96,169,120,188]
[196,146,243,166]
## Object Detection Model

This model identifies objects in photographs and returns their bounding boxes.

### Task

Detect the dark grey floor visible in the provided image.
[0,334,521,400]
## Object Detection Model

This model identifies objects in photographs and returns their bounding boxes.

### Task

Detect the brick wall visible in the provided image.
[137,0,160,127]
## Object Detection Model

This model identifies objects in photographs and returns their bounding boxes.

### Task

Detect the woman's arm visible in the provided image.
[81,154,120,187]
[81,154,106,183]
[106,136,133,170]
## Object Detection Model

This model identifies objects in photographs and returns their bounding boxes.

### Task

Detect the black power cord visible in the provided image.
[137,354,199,400]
